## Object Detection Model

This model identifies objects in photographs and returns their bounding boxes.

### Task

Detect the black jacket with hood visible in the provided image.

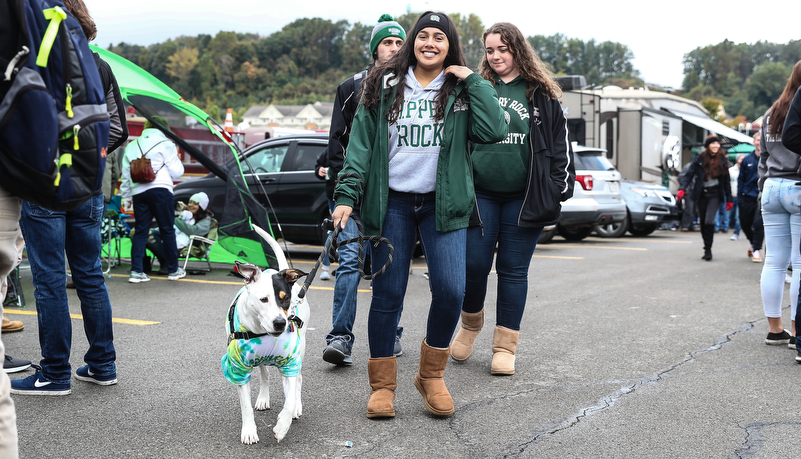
[783,86,801,154]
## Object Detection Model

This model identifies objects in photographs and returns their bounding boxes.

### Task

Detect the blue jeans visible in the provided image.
[19,194,116,384]
[131,188,178,273]
[715,200,729,231]
[463,193,542,330]
[728,196,741,234]
[368,191,466,357]
[760,178,801,320]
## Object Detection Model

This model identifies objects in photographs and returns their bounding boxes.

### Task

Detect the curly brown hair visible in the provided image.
[359,11,466,124]
[62,0,96,41]
[478,22,561,100]
[768,60,801,137]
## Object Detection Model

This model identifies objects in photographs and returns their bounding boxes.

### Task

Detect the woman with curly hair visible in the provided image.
[332,11,507,419]
[678,135,733,260]
[450,22,575,375]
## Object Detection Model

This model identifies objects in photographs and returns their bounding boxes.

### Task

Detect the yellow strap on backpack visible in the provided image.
[36,6,67,68]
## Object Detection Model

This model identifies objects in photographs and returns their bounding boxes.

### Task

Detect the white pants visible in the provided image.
[0,186,20,457]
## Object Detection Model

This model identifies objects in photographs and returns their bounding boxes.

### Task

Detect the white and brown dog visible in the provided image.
[221,225,310,444]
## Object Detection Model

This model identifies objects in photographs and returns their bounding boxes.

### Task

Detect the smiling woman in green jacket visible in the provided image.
[332,11,507,420]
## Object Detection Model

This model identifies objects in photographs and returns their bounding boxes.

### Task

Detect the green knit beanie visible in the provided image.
[369,14,406,58]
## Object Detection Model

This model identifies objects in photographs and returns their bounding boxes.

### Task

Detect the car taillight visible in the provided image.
[576,174,593,191]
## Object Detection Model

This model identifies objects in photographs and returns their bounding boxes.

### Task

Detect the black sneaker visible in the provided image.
[766,330,792,345]
[3,355,31,374]
[394,335,403,357]
[790,336,797,350]
[323,336,353,366]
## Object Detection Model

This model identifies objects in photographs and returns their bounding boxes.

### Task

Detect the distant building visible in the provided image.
[243,101,334,131]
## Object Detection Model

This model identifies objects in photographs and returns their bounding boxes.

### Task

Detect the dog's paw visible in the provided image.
[255,396,271,411]
[273,412,292,442]
[241,425,259,445]
[293,401,302,419]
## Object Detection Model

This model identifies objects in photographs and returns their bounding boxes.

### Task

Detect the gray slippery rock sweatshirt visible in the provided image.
[759,107,801,190]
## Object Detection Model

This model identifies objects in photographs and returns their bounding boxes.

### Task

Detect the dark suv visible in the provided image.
[172,133,329,245]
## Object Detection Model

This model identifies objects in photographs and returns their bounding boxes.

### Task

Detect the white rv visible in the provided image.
[556,76,753,192]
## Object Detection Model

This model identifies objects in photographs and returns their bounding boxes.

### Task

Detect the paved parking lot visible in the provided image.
[4,229,798,458]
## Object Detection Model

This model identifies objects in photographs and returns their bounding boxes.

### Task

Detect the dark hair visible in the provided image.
[193,207,210,222]
[62,0,96,41]
[478,22,562,100]
[360,11,466,124]
[702,134,724,180]
[768,60,801,137]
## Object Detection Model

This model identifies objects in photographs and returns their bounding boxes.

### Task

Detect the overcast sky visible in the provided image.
[89,0,797,89]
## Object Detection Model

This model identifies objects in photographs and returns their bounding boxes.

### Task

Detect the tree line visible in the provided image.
[105,14,799,127]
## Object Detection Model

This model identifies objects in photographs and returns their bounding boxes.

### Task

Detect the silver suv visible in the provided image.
[541,144,627,242]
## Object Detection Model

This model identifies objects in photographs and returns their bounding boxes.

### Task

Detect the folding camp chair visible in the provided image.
[180,218,218,272]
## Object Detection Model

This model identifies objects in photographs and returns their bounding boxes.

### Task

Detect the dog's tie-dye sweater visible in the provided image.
[221,298,303,384]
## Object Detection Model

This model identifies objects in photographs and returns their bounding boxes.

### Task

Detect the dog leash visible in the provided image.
[296,215,394,299]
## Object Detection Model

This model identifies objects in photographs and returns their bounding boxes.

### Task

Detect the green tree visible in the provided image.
[166,47,199,97]
[745,61,792,118]
[451,13,485,69]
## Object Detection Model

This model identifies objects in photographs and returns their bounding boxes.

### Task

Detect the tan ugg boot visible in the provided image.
[414,340,454,416]
[450,309,484,362]
[491,326,519,375]
[367,357,397,418]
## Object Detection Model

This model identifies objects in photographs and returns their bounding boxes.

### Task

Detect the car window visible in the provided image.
[575,151,616,171]
[284,144,325,172]
[241,144,290,174]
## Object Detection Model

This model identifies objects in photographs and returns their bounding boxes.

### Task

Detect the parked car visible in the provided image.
[594,179,679,238]
[543,144,626,242]
[173,133,329,245]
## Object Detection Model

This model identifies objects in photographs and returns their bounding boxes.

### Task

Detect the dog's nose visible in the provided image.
[272,317,287,330]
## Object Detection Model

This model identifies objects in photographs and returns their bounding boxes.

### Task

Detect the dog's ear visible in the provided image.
[235,261,262,284]
[280,269,308,285]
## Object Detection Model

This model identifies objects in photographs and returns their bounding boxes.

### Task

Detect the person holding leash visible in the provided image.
[450,22,574,375]
[332,11,508,419]
[677,135,733,261]
[321,14,407,366]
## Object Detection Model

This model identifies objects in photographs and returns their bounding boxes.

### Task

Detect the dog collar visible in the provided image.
[227,291,305,342]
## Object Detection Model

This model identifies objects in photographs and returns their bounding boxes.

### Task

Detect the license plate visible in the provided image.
[609,181,620,192]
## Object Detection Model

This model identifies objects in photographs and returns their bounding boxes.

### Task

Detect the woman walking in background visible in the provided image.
[450,22,574,375]
[758,61,801,348]
[677,135,733,260]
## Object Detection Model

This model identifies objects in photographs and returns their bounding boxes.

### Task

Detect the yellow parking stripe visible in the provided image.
[4,310,159,326]
[547,244,647,251]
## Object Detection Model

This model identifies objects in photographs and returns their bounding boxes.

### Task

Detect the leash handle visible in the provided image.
[296,215,394,299]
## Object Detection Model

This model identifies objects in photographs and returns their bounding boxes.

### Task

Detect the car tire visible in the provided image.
[537,228,555,244]
[593,216,629,238]
[557,225,593,241]
[628,224,658,237]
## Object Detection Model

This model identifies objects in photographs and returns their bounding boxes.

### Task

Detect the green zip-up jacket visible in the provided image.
[334,71,508,236]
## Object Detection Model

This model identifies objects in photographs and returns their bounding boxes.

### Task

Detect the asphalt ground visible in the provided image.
[3,228,797,458]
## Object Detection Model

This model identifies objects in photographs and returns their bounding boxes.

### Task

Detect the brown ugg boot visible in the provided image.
[450,309,484,362]
[367,357,397,418]
[414,340,454,416]
[491,326,519,375]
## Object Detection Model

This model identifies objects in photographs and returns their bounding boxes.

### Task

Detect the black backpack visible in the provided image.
[0,0,110,211]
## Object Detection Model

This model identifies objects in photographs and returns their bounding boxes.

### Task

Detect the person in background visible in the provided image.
[678,160,697,231]
[451,22,574,376]
[146,192,212,275]
[120,115,186,283]
[321,14,407,366]
[729,154,743,240]
[313,150,332,281]
[332,11,507,419]
[738,132,765,262]
[758,61,801,350]
[677,135,733,261]
[11,0,118,397]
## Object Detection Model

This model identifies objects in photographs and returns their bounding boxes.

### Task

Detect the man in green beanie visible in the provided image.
[319,14,405,366]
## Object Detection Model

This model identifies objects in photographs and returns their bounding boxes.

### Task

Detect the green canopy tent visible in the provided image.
[91,45,278,268]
